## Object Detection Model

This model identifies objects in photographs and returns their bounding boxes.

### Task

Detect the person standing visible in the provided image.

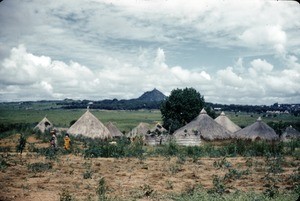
[64,133,71,150]
[50,130,57,149]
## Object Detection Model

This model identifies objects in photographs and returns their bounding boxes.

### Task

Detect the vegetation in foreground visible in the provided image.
[0,125,299,200]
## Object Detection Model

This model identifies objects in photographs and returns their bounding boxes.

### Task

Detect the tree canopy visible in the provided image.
[160,87,205,133]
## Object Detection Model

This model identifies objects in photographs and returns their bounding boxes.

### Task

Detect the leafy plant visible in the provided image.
[60,189,75,201]
[83,170,93,179]
[28,162,52,173]
[208,175,227,195]
[97,177,107,201]
[0,156,9,171]
[213,157,231,169]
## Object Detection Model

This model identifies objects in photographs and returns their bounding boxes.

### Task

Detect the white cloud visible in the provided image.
[1,1,300,104]
[1,45,300,104]
[217,67,243,88]
[0,45,213,101]
[239,25,287,55]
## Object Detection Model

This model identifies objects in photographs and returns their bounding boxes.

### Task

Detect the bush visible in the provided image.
[28,162,52,173]
[0,156,9,171]
[97,177,107,201]
[60,189,75,201]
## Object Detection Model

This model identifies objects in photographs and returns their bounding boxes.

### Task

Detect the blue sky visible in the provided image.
[0,0,300,105]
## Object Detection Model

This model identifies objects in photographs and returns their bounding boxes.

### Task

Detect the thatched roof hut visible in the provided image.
[145,134,170,146]
[67,109,112,139]
[150,123,168,135]
[126,122,150,139]
[173,109,232,145]
[235,117,278,141]
[34,117,53,133]
[105,122,123,138]
[215,112,241,133]
[145,123,168,146]
[281,125,300,141]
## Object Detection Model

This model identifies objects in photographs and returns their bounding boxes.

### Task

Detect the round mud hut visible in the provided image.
[67,109,112,140]
[105,121,123,138]
[173,108,232,146]
[281,125,300,142]
[214,111,241,133]
[126,122,151,139]
[34,117,53,133]
[235,117,278,141]
[145,123,168,146]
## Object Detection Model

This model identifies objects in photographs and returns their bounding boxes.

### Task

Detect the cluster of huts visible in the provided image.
[34,108,300,146]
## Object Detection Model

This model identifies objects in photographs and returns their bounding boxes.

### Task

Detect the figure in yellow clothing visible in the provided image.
[64,133,71,150]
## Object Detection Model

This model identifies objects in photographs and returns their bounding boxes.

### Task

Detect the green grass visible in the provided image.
[219,111,300,128]
[1,105,299,134]
[0,108,162,133]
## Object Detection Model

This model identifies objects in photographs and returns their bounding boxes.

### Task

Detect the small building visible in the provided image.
[126,122,151,140]
[67,109,112,140]
[281,125,300,142]
[173,109,232,146]
[215,111,241,133]
[235,117,278,141]
[105,122,123,138]
[34,117,53,133]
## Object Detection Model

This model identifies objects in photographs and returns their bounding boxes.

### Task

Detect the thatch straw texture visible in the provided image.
[105,122,123,138]
[281,125,300,141]
[126,122,150,138]
[144,123,168,145]
[150,123,168,134]
[215,112,241,133]
[173,109,232,145]
[34,117,53,133]
[145,134,170,146]
[235,117,278,141]
[67,110,112,139]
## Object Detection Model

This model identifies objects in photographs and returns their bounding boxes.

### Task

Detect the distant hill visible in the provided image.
[137,88,166,102]
[58,88,166,110]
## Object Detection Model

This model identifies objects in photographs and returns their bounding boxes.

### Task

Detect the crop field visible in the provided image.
[0,108,162,133]
[0,108,300,200]
[1,106,299,132]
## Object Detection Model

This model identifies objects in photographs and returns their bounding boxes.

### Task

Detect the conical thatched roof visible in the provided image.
[173,109,232,145]
[126,122,150,138]
[150,123,168,134]
[67,109,112,139]
[145,123,168,146]
[215,112,241,133]
[235,117,278,141]
[105,122,123,138]
[34,117,53,133]
[281,125,300,141]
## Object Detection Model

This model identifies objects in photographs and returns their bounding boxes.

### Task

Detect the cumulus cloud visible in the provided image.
[0,45,213,101]
[1,45,300,104]
[1,1,300,104]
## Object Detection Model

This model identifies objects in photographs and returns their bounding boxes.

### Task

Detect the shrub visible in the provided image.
[60,189,75,201]
[0,156,9,171]
[28,162,52,173]
[208,175,227,195]
[97,177,107,201]
[83,170,93,179]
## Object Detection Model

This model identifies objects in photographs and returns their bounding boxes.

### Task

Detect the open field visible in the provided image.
[0,134,299,201]
[0,108,300,200]
[0,109,162,133]
[1,108,300,133]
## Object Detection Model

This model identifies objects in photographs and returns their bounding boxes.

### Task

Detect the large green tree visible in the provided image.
[160,87,205,133]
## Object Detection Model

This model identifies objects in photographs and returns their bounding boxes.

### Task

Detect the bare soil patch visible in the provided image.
[0,135,299,201]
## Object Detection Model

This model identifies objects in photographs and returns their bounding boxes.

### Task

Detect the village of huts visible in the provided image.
[34,107,299,146]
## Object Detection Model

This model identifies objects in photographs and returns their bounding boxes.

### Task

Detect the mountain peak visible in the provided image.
[137,88,166,102]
